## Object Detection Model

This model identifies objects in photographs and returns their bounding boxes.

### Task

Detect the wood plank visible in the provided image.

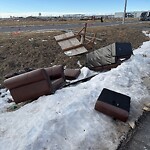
[55,32,88,56]
[64,47,87,56]
[63,44,83,52]
[58,38,81,49]
[56,35,77,42]
[54,32,74,41]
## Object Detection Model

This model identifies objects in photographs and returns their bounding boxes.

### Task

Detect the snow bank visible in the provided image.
[0,40,150,150]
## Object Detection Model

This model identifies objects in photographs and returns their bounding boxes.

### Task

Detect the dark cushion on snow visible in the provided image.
[95,88,131,122]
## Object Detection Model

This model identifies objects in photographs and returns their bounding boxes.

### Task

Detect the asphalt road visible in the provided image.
[0,20,140,33]
[118,112,150,150]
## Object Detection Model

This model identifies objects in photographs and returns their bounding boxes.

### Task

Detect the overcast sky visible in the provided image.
[0,0,150,17]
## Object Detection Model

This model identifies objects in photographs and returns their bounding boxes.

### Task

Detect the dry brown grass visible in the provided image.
[0,18,139,27]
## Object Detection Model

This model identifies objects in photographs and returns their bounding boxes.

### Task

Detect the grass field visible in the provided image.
[0,17,137,27]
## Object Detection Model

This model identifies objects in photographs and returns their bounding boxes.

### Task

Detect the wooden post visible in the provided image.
[77,23,87,43]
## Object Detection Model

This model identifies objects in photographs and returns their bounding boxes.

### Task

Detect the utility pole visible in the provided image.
[122,0,127,24]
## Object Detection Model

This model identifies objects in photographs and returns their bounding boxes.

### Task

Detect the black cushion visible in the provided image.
[115,42,133,58]
[97,88,131,112]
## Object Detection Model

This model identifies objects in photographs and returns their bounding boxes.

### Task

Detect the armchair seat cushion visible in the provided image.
[95,88,131,122]
[64,69,81,80]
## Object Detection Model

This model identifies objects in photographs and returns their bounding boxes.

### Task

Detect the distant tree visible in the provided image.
[39,13,41,17]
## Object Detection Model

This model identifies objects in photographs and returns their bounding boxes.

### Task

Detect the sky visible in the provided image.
[0,0,150,17]
[0,31,150,150]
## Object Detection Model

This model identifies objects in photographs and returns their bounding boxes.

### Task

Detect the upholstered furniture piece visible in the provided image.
[45,65,66,91]
[4,65,65,104]
[64,69,81,80]
[86,42,133,71]
[95,88,131,122]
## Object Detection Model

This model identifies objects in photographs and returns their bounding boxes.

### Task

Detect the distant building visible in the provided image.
[115,11,149,18]
[114,12,124,18]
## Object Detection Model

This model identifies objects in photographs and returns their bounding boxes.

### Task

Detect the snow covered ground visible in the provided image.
[0,32,150,150]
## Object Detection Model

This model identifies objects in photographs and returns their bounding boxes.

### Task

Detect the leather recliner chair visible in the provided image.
[4,65,65,104]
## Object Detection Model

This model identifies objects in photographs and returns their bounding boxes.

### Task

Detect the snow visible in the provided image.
[142,31,150,38]
[0,35,150,150]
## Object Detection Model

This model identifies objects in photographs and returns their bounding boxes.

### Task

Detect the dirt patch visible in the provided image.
[0,22,149,84]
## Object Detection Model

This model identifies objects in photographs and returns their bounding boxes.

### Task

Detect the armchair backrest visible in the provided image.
[4,69,53,103]
[4,69,51,90]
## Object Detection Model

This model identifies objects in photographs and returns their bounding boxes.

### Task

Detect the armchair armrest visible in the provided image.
[45,65,65,80]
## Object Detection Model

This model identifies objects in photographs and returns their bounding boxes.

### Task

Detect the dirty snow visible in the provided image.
[142,31,150,38]
[0,39,150,150]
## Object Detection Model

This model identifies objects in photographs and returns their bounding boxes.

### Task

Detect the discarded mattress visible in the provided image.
[95,88,131,122]
[86,42,133,69]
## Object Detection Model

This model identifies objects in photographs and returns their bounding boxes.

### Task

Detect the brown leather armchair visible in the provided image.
[4,65,65,104]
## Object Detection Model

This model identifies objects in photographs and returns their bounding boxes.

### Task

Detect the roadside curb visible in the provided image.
[117,111,150,150]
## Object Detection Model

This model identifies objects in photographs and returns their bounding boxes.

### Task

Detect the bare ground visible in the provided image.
[0,21,150,84]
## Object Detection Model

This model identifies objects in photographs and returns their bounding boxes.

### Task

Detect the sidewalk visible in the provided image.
[118,112,150,150]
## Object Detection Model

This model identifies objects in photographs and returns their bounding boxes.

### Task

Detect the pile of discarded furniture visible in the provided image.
[4,65,81,104]
[3,23,133,122]
[51,24,133,122]
[54,23,133,71]
[3,67,131,122]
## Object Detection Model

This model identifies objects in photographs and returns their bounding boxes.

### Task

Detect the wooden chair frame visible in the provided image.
[54,23,96,56]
